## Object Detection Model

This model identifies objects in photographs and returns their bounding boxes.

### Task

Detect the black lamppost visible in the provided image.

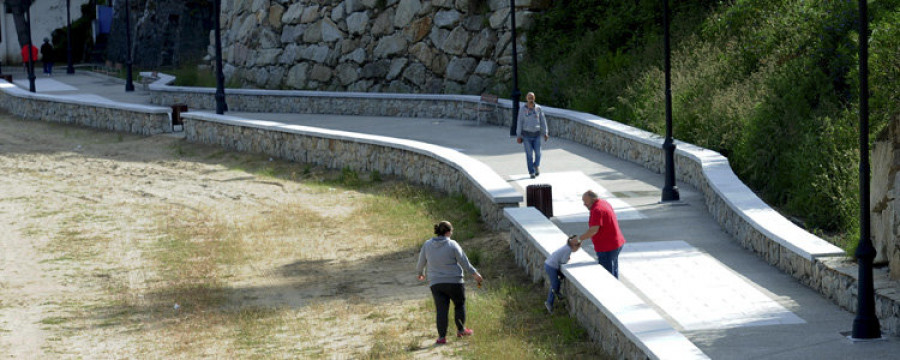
[66,0,74,74]
[851,0,881,340]
[124,0,134,92]
[661,0,679,202]
[508,0,520,136]
[25,1,36,93]
[214,0,227,114]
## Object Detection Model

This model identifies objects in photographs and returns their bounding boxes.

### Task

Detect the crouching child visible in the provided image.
[543,235,581,314]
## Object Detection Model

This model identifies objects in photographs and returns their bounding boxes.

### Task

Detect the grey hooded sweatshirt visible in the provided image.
[416,236,479,287]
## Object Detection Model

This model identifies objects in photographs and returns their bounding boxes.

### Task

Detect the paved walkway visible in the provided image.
[11,70,900,359]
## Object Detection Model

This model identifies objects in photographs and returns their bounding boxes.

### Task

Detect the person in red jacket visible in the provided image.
[577,190,626,278]
[21,43,38,72]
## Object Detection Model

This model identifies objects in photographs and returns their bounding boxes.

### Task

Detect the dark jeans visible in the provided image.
[430,283,466,338]
[545,264,562,307]
[596,245,623,278]
[43,61,53,74]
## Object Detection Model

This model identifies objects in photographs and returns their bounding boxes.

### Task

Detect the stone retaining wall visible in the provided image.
[215,0,549,94]
[0,82,171,135]
[147,73,499,122]
[180,112,521,230]
[872,118,900,276]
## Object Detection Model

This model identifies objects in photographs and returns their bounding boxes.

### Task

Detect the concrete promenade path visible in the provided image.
[13,70,900,359]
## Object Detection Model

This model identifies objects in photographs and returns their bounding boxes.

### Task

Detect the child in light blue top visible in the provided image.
[544,235,581,314]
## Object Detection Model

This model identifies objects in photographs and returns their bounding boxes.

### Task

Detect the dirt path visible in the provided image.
[0,114,474,358]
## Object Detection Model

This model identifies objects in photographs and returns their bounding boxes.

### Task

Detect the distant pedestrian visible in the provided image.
[544,235,581,314]
[416,220,483,345]
[40,38,54,76]
[576,190,626,278]
[515,91,549,179]
[21,43,38,73]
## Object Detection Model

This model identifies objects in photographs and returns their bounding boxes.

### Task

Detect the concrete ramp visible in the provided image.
[621,241,805,331]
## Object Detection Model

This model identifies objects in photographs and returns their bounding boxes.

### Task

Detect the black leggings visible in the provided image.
[430,283,466,338]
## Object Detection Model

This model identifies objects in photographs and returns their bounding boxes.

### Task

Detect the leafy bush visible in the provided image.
[505,0,900,242]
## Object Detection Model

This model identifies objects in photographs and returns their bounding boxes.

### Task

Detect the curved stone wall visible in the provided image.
[180,112,522,230]
[145,78,900,336]
[214,0,547,94]
[0,81,172,135]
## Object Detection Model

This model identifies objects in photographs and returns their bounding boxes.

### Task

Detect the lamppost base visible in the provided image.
[842,331,886,343]
[847,335,887,343]
[661,187,680,202]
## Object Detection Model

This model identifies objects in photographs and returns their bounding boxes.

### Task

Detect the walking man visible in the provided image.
[515,92,549,179]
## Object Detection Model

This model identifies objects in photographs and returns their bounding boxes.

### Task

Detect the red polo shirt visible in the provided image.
[588,198,625,252]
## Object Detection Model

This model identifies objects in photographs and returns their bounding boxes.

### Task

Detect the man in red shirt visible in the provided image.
[576,190,626,278]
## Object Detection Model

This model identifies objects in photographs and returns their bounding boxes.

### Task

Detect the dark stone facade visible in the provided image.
[106,0,212,68]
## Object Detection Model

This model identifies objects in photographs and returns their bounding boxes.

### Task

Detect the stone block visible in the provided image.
[409,43,433,67]
[286,63,309,89]
[373,34,408,58]
[280,24,306,43]
[466,28,497,58]
[361,59,391,78]
[445,57,477,82]
[269,4,285,29]
[387,58,408,80]
[342,48,367,64]
[402,62,427,86]
[405,17,432,43]
[441,26,470,55]
[331,3,346,22]
[394,0,422,28]
[434,10,460,28]
[300,5,320,24]
[336,63,360,86]
[346,11,370,35]
[371,8,394,36]
[282,2,304,24]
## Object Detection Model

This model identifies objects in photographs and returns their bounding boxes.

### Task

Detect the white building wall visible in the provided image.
[1,0,89,64]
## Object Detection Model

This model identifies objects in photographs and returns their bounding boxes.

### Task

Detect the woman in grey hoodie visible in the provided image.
[416,221,484,345]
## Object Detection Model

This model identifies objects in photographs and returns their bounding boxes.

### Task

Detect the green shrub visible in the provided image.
[506,0,900,245]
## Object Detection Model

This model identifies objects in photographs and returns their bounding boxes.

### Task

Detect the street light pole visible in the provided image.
[124,0,134,92]
[851,0,881,340]
[508,0,520,136]
[66,0,74,74]
[214,0,227,114]
[25,1,36,93]
[661,0,679,202]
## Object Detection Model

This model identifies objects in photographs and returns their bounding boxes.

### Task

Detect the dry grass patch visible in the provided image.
[0,114,608,359]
